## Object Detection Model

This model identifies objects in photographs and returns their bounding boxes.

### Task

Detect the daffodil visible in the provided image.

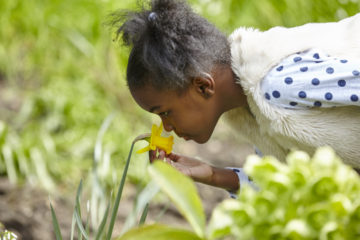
[137,122,174,154]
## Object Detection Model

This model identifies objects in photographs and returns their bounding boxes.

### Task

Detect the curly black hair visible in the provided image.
[109,0,230,91]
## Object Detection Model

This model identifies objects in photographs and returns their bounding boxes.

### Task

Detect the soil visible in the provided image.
[0,124,254,240]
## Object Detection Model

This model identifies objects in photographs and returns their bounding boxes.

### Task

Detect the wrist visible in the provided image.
[210,167,240,192]
[192,164,216,186]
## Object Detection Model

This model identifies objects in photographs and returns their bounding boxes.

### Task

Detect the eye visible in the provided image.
[159,111,170,117]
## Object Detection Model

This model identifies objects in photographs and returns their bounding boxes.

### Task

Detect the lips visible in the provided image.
[176,132,191,140]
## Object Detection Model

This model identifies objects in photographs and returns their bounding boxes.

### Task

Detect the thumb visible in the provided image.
[166,152,181,162]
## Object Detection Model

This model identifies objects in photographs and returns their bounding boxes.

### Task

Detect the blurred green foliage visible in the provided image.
[208,148,360,239]
[0,0,359,194]
[0,0,151,191]
[191,0,360,33]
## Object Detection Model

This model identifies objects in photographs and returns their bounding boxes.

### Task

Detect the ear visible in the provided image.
[192,73,215,98]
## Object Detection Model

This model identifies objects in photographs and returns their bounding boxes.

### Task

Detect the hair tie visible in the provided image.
[148,12,157,22]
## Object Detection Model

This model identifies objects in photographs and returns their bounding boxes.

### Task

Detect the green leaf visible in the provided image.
[139,203,149,225]
[115,224,203,240]
[2,144,17,184]
[95,201,110,240]
[75,204,89,240]
[85,201,91,238]
[50,202,63,240]
[74,180,89,240]
[148,161,205,238]
[208,199,238,240]
[121,181,159,235]
[70,213,76,240]
[94,113,115,167]
[106,140,135,239]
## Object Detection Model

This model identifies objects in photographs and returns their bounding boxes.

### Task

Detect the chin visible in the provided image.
[193,134,211,144]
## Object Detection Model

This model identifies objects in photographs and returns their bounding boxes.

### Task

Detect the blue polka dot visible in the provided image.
[311,78,320,86]
[325,92,333,100]
[290,102,298,106]
[315,61,323,63]
[326,67,334,74]
[284,77,293,85]
[294,57,302,62]
[340,59,348,63]
[233,169,240,173]
[300,67,308,72]
[313,53,320,59]
[338,79,346,87]
[353,70,360,76]
[298,91,307,98]
[314,101,322,107]
[351,94,359,102]
[265,93,271,100]
[276,66,284,71]
[272,91,281,98]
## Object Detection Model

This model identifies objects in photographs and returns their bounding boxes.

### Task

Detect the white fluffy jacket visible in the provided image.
[225,13,360,168]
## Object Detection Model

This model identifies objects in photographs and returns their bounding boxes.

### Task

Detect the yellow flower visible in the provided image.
[137,122,174,154]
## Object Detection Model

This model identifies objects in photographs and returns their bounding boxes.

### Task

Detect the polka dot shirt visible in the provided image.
[261,49,360,109]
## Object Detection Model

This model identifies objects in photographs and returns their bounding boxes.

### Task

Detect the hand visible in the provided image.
[149,149,214,185]
[149,149,240,191]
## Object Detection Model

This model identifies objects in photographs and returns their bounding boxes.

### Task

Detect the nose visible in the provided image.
[162,120,174,132]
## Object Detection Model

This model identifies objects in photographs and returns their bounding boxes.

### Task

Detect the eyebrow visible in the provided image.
[149,106,161,113]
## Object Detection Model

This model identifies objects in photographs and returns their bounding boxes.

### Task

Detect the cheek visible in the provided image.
[174,95,218,139]
[193,107,220,141]
[177,107,215,135]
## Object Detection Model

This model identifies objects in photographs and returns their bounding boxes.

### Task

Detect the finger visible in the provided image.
[158,149,166,160]
[149,150,156,163]
[167,153,180,162]
[172,162,191,177]
[165,157,173,165]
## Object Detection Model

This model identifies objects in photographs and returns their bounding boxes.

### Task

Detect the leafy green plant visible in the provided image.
[147,161,206,238]
[208,147,360,239]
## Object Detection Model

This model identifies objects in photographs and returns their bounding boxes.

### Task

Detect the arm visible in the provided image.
[150,149,240,192]
[210,167,240,192]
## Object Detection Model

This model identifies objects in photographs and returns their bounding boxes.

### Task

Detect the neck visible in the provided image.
[213,65,248,113]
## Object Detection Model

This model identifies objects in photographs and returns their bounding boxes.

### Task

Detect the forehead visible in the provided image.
[130,85,180,112]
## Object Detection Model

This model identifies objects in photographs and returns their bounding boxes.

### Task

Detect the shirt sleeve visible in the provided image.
[225,167,258,198]
[261,48,360,109]
[226,146,261,198]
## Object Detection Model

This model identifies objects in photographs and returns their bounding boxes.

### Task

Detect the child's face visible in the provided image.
[131,83,221,144]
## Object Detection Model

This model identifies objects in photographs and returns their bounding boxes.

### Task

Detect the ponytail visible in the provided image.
[109,0,230,91]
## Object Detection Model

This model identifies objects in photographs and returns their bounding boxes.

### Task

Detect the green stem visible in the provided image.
[139,203,149,225]
[106,133,150,239]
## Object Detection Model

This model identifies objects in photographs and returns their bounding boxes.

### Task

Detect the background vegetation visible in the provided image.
[0,0,359,236]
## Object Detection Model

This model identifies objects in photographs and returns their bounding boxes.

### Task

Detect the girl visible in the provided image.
[110,0,360,194]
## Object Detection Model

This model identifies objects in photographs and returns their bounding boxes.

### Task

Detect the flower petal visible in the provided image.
[137,146,151,154]
[151,124,158,136]
[155,122,163,136]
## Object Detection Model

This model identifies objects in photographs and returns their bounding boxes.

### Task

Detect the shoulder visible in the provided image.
[261,48,360,109]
